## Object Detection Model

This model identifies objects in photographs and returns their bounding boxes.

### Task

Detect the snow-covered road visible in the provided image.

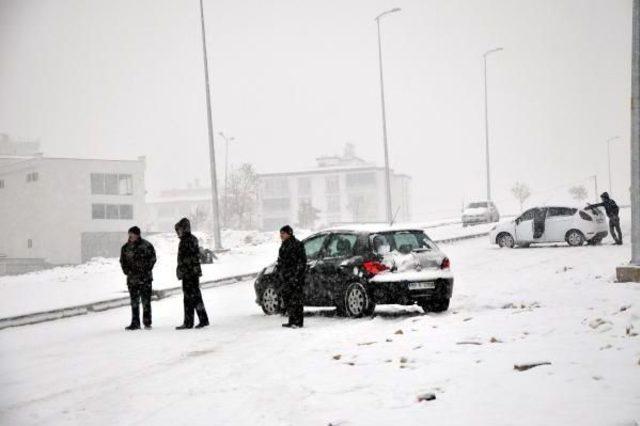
[1,237,639,425]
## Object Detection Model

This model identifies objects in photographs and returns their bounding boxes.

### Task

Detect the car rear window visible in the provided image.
[468,202,488,208]
[371,231,435,254]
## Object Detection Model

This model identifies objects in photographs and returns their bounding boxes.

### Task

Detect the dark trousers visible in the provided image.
[609,215,623,243]
[128,279,152,327]
[182,276,209,327]
[284,285,304,327]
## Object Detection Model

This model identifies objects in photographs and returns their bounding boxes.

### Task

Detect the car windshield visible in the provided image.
[468,202,488,208]
[372,231,435,254]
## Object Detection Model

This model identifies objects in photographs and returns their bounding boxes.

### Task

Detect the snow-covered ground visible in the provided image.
[0,230,281,318]
[0,222,489,319]
[1,225,638,425]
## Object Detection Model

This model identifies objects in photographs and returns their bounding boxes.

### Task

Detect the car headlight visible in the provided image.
[490,225,497,231]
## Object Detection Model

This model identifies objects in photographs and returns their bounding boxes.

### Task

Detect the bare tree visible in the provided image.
[511,182,531,212]
[568,185,588,202]
[188,204,210,231]
[223,163,258,229]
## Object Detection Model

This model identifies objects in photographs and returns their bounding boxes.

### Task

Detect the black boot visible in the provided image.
[195,321,209,329]
[125,323,141,331]
[175,324,193,330]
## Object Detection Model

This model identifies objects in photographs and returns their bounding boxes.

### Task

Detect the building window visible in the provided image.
[26,172,39,183]
[0,179,4,189]
[263,178,289,196]
[92,203,134,220]
[297,177,312,196]
[27,239,33,249]
[325,176,340,194]
[346,172,376,189]
[91,173,133,195]
[326,194,340,211]
[262,198,290,213]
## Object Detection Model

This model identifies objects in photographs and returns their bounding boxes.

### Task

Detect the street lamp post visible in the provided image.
[198,0,222,250]
[482,47,503,202]
[606,136,620,194]
[375,7,401,224]
[217,131,235,225]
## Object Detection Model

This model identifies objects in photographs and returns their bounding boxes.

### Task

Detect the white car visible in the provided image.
[489,205,608,248]
[462,201,500,226]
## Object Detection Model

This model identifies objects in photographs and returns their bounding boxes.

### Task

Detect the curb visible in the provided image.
[0,272,259,330]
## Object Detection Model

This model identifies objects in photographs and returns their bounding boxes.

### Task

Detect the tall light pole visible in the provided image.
[482,47,503,201]
[375,7,400,224]
[198,0,222,250]
[606,136,620,194]
[217,131,235,225]
[617,0,640,281]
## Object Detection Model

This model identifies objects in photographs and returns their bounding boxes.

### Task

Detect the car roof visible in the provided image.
[321,224,426,234]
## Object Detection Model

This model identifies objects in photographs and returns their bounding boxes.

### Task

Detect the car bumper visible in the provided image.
[463,217,490,225]
[367,278,453,305]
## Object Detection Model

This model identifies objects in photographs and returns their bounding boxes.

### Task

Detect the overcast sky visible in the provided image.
[0,0,633,218]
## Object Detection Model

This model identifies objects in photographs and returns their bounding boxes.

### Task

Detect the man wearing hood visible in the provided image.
[588,192,623,245]
[120,226,156,330]
[276,225,307,328]
[174,217,210,329]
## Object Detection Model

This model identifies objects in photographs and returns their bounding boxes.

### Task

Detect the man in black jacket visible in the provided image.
[276,225,307,328]
[588,192,623,245]
[175,217,210,329]
[120,226,157,330]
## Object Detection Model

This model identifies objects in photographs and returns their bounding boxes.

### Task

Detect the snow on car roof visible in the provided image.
[323,223,426,234]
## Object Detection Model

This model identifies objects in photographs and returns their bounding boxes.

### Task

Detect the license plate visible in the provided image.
[408,282,435,290]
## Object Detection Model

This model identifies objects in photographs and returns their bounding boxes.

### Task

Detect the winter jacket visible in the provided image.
[276,236,307,288]
[120,238,157,282]
[175,218,203,280]
[589,194,619,218]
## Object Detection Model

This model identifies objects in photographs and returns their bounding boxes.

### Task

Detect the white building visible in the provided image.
[257,148,412,230]
[0,143,147,274]
[147,184,212,233]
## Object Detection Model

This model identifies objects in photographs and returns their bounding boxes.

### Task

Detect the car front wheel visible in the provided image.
[566,230,585,247]
[497,233,515,248]
[260,285,283,315]
[342,282,374,318]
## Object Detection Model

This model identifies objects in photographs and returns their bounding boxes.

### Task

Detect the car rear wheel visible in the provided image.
[420,298,450,313]
[260,285,283,315]
[566,230,585,247]
[497,233,515,248]
[342,282,374,318]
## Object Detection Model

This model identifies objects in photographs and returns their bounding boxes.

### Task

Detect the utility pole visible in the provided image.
[198,0,222,250]
[606,136,620,194]
[592,174,599,203]
[217,132,235,226]
[617,0,640,282]
[375,7,401,224]
[483,47,503,201]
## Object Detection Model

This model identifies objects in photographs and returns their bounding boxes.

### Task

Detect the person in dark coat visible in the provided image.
[174,217,210,329]
[120,226,156,330]
[533,208,546,239]
[276,225,307,328]
[588,192,623,244]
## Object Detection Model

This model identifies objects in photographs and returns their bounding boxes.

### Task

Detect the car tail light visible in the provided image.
[440,257,450,269]
[579,211,593,221]
[363,260,388,276]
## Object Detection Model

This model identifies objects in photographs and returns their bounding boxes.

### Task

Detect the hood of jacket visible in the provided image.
[175,217,192,235]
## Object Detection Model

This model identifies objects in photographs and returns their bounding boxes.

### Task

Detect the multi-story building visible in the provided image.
[147,184,212,233]
[0,139,147,274]
[257,147,412,230]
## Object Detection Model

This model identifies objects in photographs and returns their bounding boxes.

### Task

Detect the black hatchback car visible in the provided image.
[254,226,453,317]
